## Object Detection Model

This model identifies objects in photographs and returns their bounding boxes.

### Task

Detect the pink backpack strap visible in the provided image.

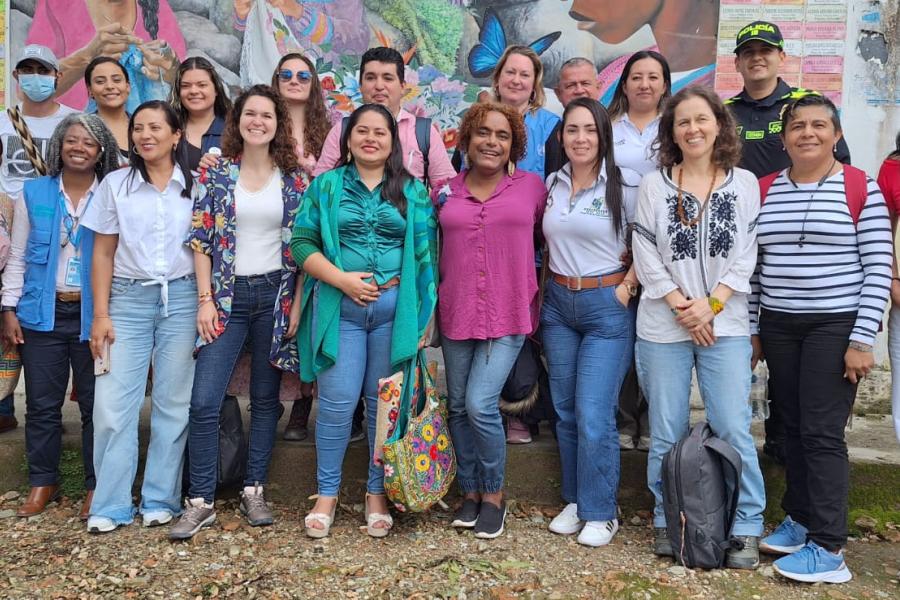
[757,171,781,204]
[842,164,868,225]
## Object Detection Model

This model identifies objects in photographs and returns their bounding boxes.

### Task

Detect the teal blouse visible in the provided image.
[336,166,405,284]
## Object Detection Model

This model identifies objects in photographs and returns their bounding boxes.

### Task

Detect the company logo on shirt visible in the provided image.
[744,130,765,141]
[2,134,49,182]
[581,196,610,218]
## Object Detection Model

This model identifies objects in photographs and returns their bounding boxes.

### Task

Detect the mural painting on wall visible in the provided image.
[8,0,721,145]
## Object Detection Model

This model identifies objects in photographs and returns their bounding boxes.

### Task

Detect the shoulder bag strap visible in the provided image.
[6,107,48,176]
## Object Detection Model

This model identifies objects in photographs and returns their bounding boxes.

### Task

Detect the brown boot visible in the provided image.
[0,415,17,433]
[17,485,59,517]
[79,490,94,521]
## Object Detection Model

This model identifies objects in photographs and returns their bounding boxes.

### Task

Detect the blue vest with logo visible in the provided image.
[17,175,94,340]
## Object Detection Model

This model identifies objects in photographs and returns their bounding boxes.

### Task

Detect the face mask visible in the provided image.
[19,74,56,102]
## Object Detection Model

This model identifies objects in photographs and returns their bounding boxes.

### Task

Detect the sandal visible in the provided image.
[304,498,337,539]
[365,493,393,538]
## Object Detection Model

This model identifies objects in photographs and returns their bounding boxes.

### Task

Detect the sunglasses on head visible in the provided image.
[278,69,312,83]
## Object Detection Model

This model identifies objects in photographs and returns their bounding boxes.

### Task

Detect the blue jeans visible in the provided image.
[188,272,283,502]
[443,334,525,494]
[314,286,398,496]
[635,335,765,537]
[541,281,635,521]
[90,276,197,524]
[0,394,13,417]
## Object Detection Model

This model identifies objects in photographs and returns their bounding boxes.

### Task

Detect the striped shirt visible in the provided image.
[749,169,892,345]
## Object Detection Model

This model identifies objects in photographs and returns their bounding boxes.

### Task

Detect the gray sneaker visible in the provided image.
[240,483,274,527]
[726,535,760,570]
[654,527,674,557]
[169,498,216,540]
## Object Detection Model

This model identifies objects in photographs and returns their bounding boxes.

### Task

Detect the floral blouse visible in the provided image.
[187,157,308,372]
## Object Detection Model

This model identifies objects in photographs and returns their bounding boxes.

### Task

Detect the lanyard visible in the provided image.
[59,188,93,249]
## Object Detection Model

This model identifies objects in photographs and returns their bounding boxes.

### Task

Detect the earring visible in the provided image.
[507,161,516,176]
[346,150,352,162]
[833,144,837,153]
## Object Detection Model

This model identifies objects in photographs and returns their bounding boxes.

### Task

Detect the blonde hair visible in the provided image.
[491,46,546,113]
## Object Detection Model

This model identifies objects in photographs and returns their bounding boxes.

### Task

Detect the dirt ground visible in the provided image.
[0,493,897,600]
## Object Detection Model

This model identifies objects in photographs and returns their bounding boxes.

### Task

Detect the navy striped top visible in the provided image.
[748,168,892,345]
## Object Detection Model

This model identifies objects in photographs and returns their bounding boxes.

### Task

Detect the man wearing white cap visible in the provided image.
[0,44,78,199]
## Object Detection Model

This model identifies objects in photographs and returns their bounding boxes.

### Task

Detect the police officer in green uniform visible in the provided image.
[726,21,851,178]
[726,21,851,463]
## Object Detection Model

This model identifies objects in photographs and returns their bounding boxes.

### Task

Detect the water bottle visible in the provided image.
[749,362,770,421]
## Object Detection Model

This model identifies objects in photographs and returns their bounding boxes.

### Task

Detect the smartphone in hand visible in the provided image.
[94,340,110,376]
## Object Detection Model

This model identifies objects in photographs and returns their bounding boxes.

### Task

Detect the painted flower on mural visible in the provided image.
[431,76,466,107]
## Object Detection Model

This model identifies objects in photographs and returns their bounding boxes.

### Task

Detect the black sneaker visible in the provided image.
[654,527,674,557]
[474,500,507,539]
[451,498,480,528]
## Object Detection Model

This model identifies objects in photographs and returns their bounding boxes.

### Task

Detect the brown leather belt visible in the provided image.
[552,271,625,291]
[379,276,400,290]
[56,291,81,303]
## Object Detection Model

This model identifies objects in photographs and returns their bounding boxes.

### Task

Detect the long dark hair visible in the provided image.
[607,51,672,121]
[137,0,159,39]
[890,130,900,160]
[84,56,129,88]
[170,57,232,123]
[338,104,410,215]
[561,97,625,237]
[221,85,299,173]
[127,100,193,198]
[271,52,329,160]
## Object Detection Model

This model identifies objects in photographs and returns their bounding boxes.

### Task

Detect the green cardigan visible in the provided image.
[290,166,438,382]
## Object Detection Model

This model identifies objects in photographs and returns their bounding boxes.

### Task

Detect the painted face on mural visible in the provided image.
[555,63,600,107]
[277,58,312,104]
[239,95,278,148]
[496,53,535,110]
[467,110,512,173]
[569,0,661,45]
[179,68,217,116]
[673,95,720,162]
[734,41,785,87]
[360,61,405,116]
[622,57,666,115]
[88,61,131,111]
[348,109,393,167]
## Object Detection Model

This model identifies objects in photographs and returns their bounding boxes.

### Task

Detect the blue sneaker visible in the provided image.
[760,516,808,554]
[773,541,852,584]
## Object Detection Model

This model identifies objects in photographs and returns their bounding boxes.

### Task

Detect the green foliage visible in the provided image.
[365,0,464,73]
[20,448,85,499]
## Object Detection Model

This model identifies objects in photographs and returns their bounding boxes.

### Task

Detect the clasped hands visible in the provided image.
[673,297,716,347]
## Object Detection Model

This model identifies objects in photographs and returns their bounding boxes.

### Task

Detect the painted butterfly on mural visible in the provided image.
[467,8,561,78]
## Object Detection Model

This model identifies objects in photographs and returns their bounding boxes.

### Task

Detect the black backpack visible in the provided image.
[661,422,742,569]
[341,115,432,189]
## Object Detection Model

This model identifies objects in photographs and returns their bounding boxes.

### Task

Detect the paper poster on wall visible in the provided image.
[714,0,848,105]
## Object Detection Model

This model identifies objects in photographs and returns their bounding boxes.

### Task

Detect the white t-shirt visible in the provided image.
[543,163,639,277]
[234,169,283,276]
[0,103,79,198]
[612,114,660,177]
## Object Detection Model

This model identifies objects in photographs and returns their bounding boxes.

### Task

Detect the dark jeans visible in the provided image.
[0,393,14,417]
[188,272,283,502]
[760,308,856,551]
[20,301,95,488]
[616,364,648,439]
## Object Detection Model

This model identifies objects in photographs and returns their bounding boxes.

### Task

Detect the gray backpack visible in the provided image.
[661,422,742,569]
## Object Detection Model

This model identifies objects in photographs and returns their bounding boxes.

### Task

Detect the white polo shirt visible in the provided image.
[612,113,660,177]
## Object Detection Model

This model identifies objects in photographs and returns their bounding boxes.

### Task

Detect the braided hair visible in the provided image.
[45,113,122,180]
[137,0,159,39]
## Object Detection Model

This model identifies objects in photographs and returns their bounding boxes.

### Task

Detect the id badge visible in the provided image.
[65,256,82,287]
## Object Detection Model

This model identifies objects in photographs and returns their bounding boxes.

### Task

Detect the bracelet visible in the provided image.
[94,315,111,319]
[198,297,213,307]
[848,340,873,352]
[198,291,212,299]
[708,296,725,315]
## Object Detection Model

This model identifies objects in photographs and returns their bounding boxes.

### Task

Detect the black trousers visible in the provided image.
[20,301,95,489]
[759,308,856,551]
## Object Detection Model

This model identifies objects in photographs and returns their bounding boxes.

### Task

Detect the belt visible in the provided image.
[56,291,81,303]
[552,271,625,291]
[379,276,400,290]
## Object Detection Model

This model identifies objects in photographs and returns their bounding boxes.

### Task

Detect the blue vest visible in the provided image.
[17,175,94,340]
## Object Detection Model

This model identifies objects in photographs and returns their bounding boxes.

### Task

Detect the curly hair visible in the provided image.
[491,46,547,112]
[221,85,299,173]
[458,102,527,167]
[170,57,232,123]
[271,53,329,160]
[655,86,742,170]
[45,113,121,180]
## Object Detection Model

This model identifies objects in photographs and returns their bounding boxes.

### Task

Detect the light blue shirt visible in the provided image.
[520,108,561,181]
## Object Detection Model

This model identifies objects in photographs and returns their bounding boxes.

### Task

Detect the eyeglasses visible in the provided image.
[278,69,312,83]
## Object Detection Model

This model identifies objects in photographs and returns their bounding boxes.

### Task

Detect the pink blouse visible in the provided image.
[434,170,546,340]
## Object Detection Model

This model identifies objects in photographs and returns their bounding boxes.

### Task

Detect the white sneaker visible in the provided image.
[636,436,651,452]
[548,502,582,535]
[142,509,173,527]
[577,519,619,547]
[86,515,118,534]
[619,434,636,450]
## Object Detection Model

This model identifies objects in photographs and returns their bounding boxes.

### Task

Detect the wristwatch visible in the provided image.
[622,280,639,297]
[1,306,16,312]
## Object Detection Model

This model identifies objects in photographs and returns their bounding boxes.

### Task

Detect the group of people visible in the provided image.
[0,18,898,588]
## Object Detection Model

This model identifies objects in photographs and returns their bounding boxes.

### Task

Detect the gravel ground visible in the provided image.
[0,493,898,600]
